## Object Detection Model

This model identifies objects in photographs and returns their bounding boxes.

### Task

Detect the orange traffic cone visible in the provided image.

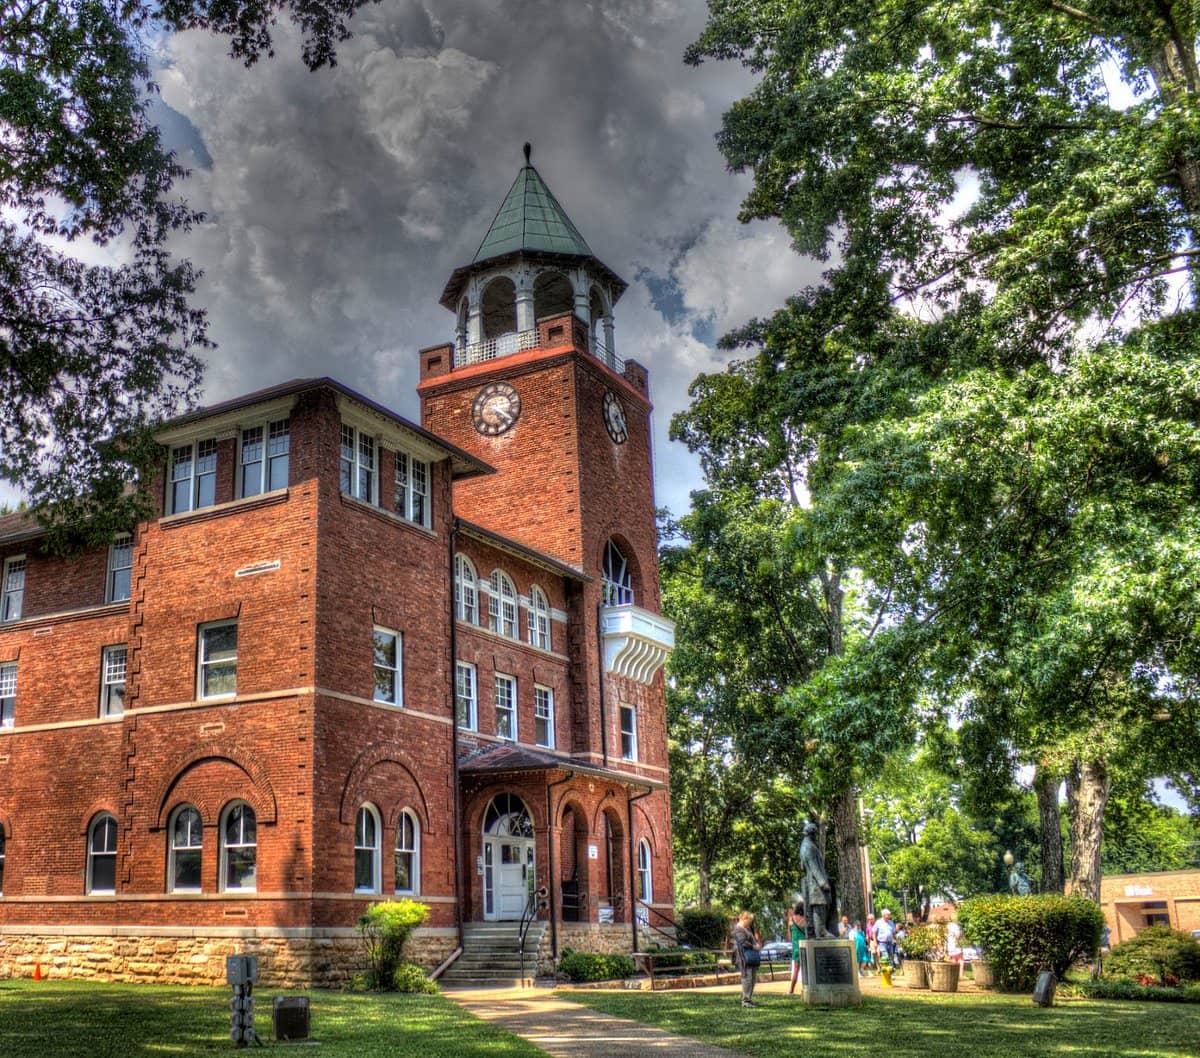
[33,962,42,981]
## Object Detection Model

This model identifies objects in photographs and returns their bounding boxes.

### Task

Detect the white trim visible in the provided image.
[354,804,383,894]
[372,626,403,706]
[168,805,203,894]
[196,619,238,700]
[456,661,478,731]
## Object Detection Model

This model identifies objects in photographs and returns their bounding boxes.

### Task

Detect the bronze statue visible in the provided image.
[1008,861,1032,896]
[799,820,833,938]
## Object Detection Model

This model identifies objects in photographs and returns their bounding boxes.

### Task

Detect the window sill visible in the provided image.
[160,489,289,528]
[339,494,435,537]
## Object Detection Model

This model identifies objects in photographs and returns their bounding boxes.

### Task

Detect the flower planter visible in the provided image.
[970,960,994,988]
[905,960,930,989]
[928,961,961,992]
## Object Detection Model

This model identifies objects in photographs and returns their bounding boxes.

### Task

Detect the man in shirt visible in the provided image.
[875,908,898,968]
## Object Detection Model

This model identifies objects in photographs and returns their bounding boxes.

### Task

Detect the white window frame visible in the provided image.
[106,535,133,603]
[394,450,430,527]
[86,813,118,895]
[489,569,518,639]
[0,661,14,728]
[637,839,653,903]
[197,620,238,700]
[455,554,479,624]
[534,684,555,748]
[168,438,218,515]
[219,801,256,893]
[495,673,517,741]
[394,809,420,895]
[372,626,402,705]
[528,586,551,650]
[355,804,382,894]
[239,418,290,498]
[100,645,127,717]
[2,555,25,622]
[456,661,477,731]
[168,804,203,893]
[340,423,376,503]
[620,704,638,761]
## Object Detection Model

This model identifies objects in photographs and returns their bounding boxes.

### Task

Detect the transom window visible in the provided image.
[373,627,402,705]
[240,418,290,497]
[0,661,15,728]
[495,673,516,741]
[2,556,25,622]
[100,645,127,717]
[528,586,551,650]
[169,439,217,515]
[602,540,634,606]
[394,810,420,894]
[455,554,478,624]
[534,685,554,748]
[620,704,638,761]
[220,802,256,892]
[483,793,533,838]
[637,839,652,903]
[456,661,477,730]
[394,451,430,527]
[87,813,118,894]
[489,570,518,638]
[169,805,203,893]
[340,424,376,502]
[106,535,133,603]
[197,621,237,699]
[355,805,382,893]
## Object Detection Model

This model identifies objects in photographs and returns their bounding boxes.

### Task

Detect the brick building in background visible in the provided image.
[0,152,676,986]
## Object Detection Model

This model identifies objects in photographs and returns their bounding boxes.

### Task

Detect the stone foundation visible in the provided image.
[0,927,458,988]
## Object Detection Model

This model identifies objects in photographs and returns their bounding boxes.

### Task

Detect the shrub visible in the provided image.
[901,923,946,961]
[1076,977,1200,1003]
[357,899,430,990]
[1104,926,1200,985]
[958,894,1104,992]
[557,949,636,982]
[392,961,439,994]
[678,906,733,950]
[643,945,717,971]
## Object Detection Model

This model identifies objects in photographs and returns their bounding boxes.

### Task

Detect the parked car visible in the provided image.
[760,941,792,963]
[962,946,982,963]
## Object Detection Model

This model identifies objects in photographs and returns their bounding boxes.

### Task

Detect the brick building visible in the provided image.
[1099,869,1200,944]
[0,153,676,986]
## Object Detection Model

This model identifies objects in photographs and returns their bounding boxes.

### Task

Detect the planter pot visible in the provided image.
[905,960,930,988]
[928,961,961,992]
[971,960,995,988]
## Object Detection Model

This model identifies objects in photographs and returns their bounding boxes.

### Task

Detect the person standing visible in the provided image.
[851,920,871,976]
[787,903,807,995]
[732,911,762,1008]
[838,914,850,936]
[876,908,897,968]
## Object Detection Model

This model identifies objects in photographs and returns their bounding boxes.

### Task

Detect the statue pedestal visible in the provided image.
[799,939,862,1006]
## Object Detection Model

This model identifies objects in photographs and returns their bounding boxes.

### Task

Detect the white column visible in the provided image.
[602,316,616,366]
[516,269,535,332]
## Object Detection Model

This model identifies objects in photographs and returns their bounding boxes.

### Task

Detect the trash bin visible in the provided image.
[273,995,310,1041]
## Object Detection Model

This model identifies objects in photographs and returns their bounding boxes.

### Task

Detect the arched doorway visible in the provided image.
[599,806,626,923]
[482,793,535,920]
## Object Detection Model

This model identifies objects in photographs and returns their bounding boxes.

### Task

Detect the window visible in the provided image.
[2,556,24,622]
[220,802,256,891]
[240,418,290,497]
[534,685,555,748]
[169,805,203,892]
[637,839,652,903]
[106,535,132,603]
[169,439,217,515]
[87,813,118,894]
[373,627,402,705]
[602,540,634,606]
[495,673,516,741]
[355,805,381,893]
[394,451,430,527]
[0,662,14,728]
[528,586,551,650]
[394,810,420,894]
[455,554,478,624]
[197,621,237,699]
[0,822,5,895]
[620,704,637,761]
[340,424,376,502]
[100,645,127,717]
[455,661,477,730]
[488,570,517,638]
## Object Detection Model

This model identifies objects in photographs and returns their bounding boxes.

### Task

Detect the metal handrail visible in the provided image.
[518,886,548,985]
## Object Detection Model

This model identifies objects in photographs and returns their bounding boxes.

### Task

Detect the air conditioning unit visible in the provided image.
[273,996,310,1041]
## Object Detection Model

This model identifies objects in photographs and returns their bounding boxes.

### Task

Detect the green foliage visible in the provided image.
[642,945,717,971]
[556,949,635,983]
[1076,978,1200,1003]
[901,924,946,962]
[392,961,439,994]
[357,899,429,990]
[1105,926,1200,986]
[678,906,733,950]
[959,894,1105,991]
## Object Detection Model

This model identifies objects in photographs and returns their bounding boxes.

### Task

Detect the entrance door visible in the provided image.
[482,793,536,922]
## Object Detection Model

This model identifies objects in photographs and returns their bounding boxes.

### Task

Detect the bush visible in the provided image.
[392,961,439,994]
[1104,926,1200,985]
[958,894,1104,992]
[643,945,717,971]
[677,906,732,950]
[357,899,430,990]
[1075,977,1200,1003]
[901,923,946,961]
[557,949,636,982]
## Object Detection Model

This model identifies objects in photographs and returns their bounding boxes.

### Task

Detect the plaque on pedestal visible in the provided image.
[799,938,862,1006]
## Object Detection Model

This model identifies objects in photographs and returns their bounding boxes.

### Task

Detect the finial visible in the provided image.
[523,142,532,164]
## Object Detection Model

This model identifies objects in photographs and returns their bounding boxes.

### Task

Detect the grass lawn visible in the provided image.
[0,979,544,1058]
[559,983,1200,1058]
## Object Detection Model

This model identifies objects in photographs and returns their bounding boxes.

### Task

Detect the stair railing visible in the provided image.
[518,886,549,985]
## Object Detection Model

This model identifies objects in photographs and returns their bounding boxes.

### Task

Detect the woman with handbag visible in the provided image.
[731,910,762,1008]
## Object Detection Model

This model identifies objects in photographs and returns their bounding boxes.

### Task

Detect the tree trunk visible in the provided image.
[1034,762,1065,894]
[832,783,867,924]
[697,858,712,906]
[1066,757,1111,901]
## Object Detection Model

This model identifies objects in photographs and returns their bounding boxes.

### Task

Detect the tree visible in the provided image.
[1,0,370,548]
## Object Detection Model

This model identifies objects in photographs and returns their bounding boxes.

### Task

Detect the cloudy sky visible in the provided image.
[148,0,822,517]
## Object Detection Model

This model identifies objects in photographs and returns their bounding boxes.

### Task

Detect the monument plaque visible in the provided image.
[813,944,855,985]
[799,939,862,1006]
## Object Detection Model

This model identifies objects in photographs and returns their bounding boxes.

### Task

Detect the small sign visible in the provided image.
[587,844,598,860]
[476,855,484,876]
[1124,884,1153,897]
[812,945,854,986]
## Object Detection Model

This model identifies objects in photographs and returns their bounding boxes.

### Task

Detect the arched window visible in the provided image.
[483,793,534,838]
[87,813,118,894]
[481,276,517,341]
[602,540,634,606]
[220,802,257,892]
[489,570,518,639]
[637,839,653,903]
[528,586,551,650]
[355,805,381,893]
[394,810,420,895]
[169,805,203,893]
[455,554,478,624]
[533,271,573,320]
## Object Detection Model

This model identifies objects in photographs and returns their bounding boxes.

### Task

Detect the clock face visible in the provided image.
[603,389,628,444]
[472,382,521,436]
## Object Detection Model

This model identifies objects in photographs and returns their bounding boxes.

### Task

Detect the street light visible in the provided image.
[1003,849,1014,869]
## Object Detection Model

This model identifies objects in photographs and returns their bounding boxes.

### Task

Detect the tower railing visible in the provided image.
[455,320,626,375]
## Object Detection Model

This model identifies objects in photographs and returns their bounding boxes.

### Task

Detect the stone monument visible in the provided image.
[797,819,861,1006]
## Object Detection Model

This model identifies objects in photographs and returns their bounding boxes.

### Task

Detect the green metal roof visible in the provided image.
[473,161,594,262]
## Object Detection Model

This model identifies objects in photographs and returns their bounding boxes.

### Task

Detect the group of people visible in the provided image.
[838,909,903,976]
[729,903,810,1009]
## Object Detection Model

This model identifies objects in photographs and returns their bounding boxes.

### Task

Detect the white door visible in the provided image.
[485,837,534,920]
